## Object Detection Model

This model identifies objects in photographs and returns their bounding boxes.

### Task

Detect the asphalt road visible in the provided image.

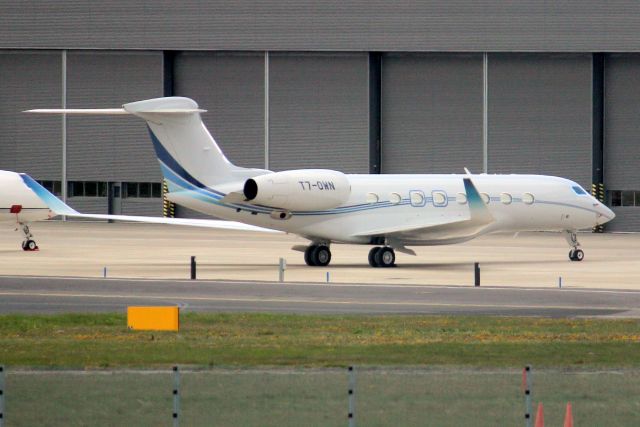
[1,275,639,317]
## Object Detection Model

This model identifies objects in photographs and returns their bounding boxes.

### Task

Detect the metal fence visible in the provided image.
[0,366,638,426]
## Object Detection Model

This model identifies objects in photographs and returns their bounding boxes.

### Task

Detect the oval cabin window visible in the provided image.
[457,192,467,204]
[523,192,535,205]
[389,192,402,204]
[410,191,425,206]
[500,193,513,205]
[480,193,490,204]
[432,191,447,206]
[366,192,379,204]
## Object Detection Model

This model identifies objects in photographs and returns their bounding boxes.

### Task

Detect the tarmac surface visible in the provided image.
[1,275,639,317]
[0,221,639,316]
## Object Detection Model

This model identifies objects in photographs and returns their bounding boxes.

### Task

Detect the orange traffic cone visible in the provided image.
[564,402,574,427]
[534,402,545,427]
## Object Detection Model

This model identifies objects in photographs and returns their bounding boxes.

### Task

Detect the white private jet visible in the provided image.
[1,97,614,267]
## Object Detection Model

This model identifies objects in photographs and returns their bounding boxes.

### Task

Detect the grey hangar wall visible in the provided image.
[1,2,640,231]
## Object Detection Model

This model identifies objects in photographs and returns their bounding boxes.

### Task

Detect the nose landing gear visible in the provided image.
[564,231,583,262]
[19,224,38,251]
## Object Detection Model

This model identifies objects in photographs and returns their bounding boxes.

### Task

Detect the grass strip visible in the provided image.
[0,312,638,368]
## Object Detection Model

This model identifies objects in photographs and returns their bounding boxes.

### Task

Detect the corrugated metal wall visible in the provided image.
[487,54,592,189]
[268,53,369,172]
[2,2,640,52]
[604,54,640,231]
[174,52,265,169]
[381,53,483,174]
[0,51,62,179]
[66,51,163,214]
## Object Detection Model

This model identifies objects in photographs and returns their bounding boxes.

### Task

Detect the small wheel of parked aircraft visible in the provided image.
[374,247,396,268]
[22,239,38,251]
[312,245,331,267]
[368,247,380,267]
[569,248,584,262]
[304,245,317,266]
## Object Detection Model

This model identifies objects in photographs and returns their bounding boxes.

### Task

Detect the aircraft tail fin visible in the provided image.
[27,97,270,193]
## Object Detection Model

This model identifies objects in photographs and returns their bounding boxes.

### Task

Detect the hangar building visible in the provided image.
[1,2,639,230]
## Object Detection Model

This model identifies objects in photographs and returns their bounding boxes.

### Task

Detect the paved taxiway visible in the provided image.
[0,222,638,289]
[1,276,639,317]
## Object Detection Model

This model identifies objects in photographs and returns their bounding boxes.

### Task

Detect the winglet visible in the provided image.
[463,177,494,225]
[19,174,78,216]
[464,167,472,175]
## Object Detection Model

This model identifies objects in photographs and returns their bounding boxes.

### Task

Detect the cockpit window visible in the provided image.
[572,186,587,195]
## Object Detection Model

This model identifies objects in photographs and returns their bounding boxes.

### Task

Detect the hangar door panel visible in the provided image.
[269,53,369,173]
[487,54,591,189]
[381,53,483,174]
[0,51,61,179]
[67,51,163,214]
[174,52,265,169]
[604,54,640,231]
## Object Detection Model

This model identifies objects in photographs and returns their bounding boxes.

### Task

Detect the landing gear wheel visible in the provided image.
[312,245,332,267]
[23,240,38,251]
[304,245,318,266]
[374,247,396,268]
[569,249,584,262]
[368,247,381,267]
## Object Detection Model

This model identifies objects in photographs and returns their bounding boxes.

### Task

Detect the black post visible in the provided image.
[592,53,605,232]
[369,52,382,174]
[474,262,480,287]
[190,256,196,280]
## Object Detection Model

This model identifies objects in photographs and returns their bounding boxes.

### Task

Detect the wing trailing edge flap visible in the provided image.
[351,177,494,240]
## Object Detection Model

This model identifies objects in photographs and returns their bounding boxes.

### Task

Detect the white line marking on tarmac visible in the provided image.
[2,275,640,294]
[0,291,630,311]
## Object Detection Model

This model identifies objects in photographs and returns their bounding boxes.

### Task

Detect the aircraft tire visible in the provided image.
[569,249,584,262]
[25,240,37,251]
[375,247,395,268]
[368,247,380,267]
[313,245,331,267]
[304,245,318,266]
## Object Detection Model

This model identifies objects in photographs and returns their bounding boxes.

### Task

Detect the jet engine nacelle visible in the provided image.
[243,169,351,211]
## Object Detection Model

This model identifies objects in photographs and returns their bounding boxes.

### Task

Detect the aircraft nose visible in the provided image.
[596,204,615,225]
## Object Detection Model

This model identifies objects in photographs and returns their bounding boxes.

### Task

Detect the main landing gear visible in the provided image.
[304,244,332,267]
[19,224,38,251]
[368,246,396,268]
[564,230,584,262]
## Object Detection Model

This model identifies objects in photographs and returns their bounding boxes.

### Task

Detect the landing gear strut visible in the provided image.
[368,246,395,268]
[19,224,38,251]
[304,244,331,267]
[564,231,584,262]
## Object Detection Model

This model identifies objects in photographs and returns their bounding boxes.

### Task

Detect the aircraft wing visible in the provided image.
[19,173,279,233]
[352,177,495,242]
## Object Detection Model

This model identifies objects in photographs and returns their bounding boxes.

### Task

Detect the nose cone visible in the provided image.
[596,205,615,225]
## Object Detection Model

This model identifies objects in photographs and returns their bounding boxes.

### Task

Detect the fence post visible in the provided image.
[348,366,356,427]
[0,365,4,427]
[173,365,180,427]
[278,258,286,282]
[524,365,532,427]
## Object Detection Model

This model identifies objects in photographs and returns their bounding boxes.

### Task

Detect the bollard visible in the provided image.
[0,365,4,427]
[474,262,480,287]
[524,365,532,427]
[103,267,107,278]
[326,271,330,283]
[559,277,562,288]
[278,258,286,282]
[190,256,196,280]
[348,366,356,427]
[172,366,180,427]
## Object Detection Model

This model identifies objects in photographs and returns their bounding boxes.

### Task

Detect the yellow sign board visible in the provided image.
[127,306,179,331]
